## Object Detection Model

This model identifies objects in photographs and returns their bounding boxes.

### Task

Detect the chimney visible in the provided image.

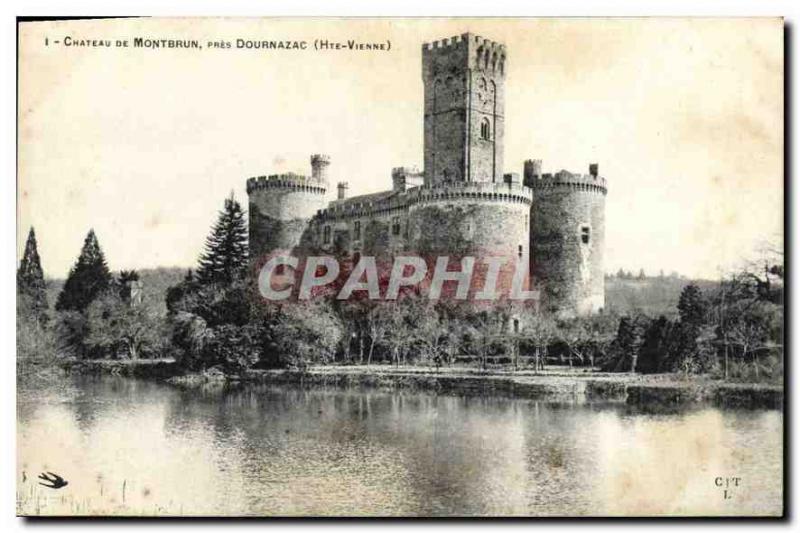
[589,163,599,177]
[392,167,406,192]
[337,181,349,200]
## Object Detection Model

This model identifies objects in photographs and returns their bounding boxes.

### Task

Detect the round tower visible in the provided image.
[529,163,607,316]
[247,154,329,263]
[406,181,533,301]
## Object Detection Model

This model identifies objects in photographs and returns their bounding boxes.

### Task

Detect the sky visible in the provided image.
[17,18,783,279]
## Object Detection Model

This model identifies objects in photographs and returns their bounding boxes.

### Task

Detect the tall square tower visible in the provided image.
[422,33,506,186]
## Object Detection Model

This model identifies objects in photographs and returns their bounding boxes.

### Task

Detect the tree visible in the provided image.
[169,311,215,370]
[464,309,504,370]
[56,229,112,312]
[170,279,252,328]
[199,324,263,374]
[557,318,591,368]
[54,311,90,358]
[585,312,619,369]
[414,303,451,367]
[670,283,709,372]
[261,302,344,369]
[677,283,707,331]
[520,315,557,372]
[364,302,392,365]
[383,300,420,367]
[637,316,676,373]
[17,227,49,321]
[725,300,781,380]
[85,292,164,359]
[602,314,647,372]
[197,194,249,285]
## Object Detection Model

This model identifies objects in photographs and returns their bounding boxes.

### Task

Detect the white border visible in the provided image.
[3,1,796,531]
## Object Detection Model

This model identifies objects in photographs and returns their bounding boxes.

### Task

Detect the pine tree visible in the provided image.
[196,194,248,285]
[56,229,112,312]
[17,227,48,319]
[677,283,707,330]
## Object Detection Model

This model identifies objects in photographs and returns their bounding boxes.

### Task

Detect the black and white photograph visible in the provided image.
[14,15,785,518]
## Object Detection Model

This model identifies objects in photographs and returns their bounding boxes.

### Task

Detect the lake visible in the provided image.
[17,375,783,517]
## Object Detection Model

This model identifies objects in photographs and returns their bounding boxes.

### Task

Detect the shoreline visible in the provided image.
[59,359,784,411]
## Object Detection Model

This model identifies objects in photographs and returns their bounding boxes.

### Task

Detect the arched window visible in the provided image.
[480,118,491,140]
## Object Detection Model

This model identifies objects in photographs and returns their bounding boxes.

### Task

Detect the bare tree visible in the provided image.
[520,315,557,373]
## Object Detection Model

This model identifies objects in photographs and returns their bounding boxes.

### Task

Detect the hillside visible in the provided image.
[604,276,718,316]
[45,266,186,315]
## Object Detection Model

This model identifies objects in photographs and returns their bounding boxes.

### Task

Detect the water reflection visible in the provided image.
[17,376,783,516]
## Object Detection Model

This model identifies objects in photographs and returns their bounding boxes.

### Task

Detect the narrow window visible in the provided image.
[392,217,401,236]
[518,244,524,258]
[580,225,591,245]
[513,319,520,334]
[480,118,491,141]
[323,226,331,244]
[354,220,361,241]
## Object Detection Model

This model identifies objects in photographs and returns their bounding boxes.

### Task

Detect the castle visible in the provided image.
[247,33,607,316]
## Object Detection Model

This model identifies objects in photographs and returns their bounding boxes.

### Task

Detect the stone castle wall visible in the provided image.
[307,181,532,299]
[422,34,506,185]
[247,173,328,260]
[246,33,608,316]
[529,170,607,315]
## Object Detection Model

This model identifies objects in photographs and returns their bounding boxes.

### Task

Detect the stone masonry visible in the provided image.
[247,33,608,316]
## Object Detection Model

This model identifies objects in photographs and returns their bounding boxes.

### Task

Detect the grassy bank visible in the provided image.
[60,359,783,411]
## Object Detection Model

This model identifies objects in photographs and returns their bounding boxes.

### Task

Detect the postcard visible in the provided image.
[16,17,784,517]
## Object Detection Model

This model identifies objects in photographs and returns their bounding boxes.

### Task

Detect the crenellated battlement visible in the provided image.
[316,180,532,221]
[422,33,506,78]
[422,33,506,54]
[529,169,608,195]
[317,190,409,220]
[391,166,422,178]
[247,32,606,316]
[310,154,330,165]
[415,181,531,205]
[246,173,327,195]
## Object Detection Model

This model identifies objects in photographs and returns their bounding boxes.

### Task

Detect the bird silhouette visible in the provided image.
[38,471,68,489]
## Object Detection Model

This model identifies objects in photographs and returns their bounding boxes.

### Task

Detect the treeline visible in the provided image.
[607,268,687,281]
[158,195,783,380]
[17,227,169,375]
[18,194,783,384]
[602,266,783,381]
